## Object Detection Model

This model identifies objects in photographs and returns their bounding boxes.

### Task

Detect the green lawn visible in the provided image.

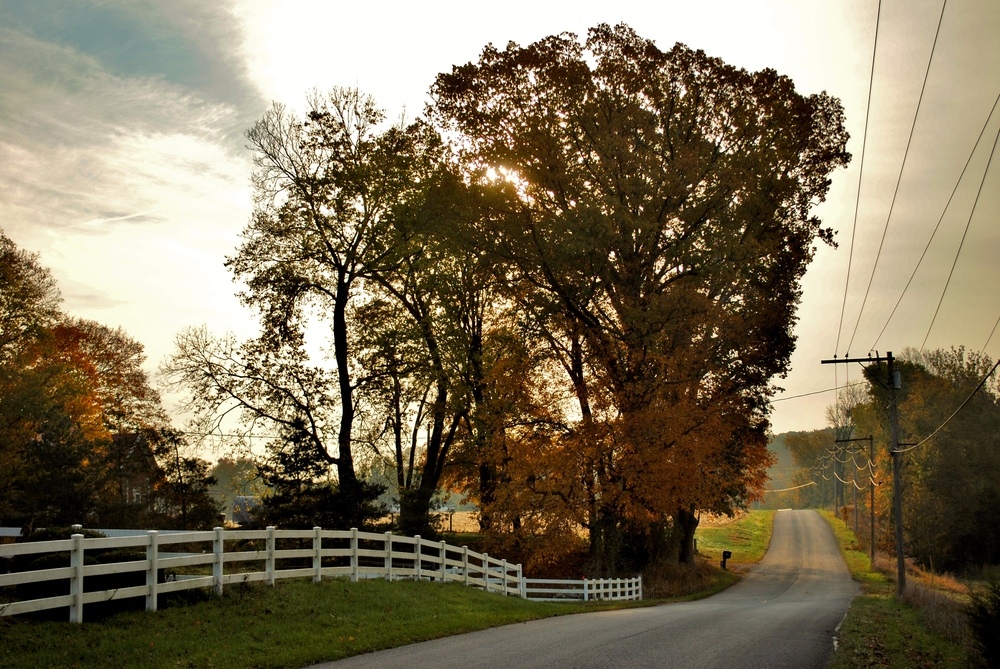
[0,578,645,669]
[695,509,775,565]
[820,511,971,669]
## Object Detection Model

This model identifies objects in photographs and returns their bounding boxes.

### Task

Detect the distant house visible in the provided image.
[232,496,261,527]
[105,433,164,521]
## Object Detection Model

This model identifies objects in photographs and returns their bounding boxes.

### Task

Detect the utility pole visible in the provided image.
[836,435,876,562]
[869,435,875,564]
[823,352,905,596]
[887,353,905,596]
[853,476,858,534]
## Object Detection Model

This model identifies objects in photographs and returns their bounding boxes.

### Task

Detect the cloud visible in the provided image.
[0,2,262,377]
[55,274,128,310]
[0,0,260,109]
[0,26,250,234]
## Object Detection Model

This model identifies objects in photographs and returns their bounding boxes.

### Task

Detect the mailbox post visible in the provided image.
[721,550,732,570]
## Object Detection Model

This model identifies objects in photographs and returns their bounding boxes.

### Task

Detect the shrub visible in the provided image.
[967,577,1000,668]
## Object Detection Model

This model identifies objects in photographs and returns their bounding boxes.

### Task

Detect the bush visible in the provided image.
[967,576,1000,668]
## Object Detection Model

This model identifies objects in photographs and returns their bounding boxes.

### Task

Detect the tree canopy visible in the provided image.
[166,24,850,570]
[0,229,218,530]
[858,348,1000,571]
[429,24,849,566]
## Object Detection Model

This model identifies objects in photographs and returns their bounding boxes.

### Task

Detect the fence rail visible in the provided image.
[0,526,641,622]
[522,576,643,602]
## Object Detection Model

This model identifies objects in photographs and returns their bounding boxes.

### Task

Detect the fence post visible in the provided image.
[414,535,422,581]
[582,578,588,602]
[213,527,224,596]
[385,532,393,581]
[350,528,359,582]
[439,540,448,582]
[518,564,525,598]
[483,552,490,593]
[146,530,158,612]
[69,533,84,623]
[638,574,643,600]
[501,559,508,595]
[313,527,322,583]
[462,546,469,586]
[264,525,278,585]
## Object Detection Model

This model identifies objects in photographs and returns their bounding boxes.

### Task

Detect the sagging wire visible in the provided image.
[762,482,818,493]
[833,469,869,491]
[894,359,1000,453]
[772,381,868,403]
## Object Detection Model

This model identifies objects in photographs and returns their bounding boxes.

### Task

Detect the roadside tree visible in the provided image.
[429,24,849,568]
[858,348,1000,571]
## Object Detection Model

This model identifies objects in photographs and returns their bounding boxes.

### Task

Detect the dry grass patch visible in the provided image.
[820,511,974,669]
[871,554,969,597]
[900,581,972,648]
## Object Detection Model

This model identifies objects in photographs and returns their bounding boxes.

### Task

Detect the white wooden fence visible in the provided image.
[0,527,641,622]
[522,576,643,602]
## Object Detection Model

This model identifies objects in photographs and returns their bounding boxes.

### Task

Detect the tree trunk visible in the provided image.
[590,509,625,576]
[398,483,435,537]
[478,462,495,532]
[332,278,359,499]
[675,506,700,566]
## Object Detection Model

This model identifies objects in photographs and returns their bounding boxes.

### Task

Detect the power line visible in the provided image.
[836,0,883,355]
[827,447,876,473]
[771,381,867,403]
[894,358,1000,453]
[871,90,1000,351]
[182,432,280,440]
[833,469,867,490]
[984,312,1000,352]
[846,0,949,353]
[762,482,817,493]
[920,121,1000,350]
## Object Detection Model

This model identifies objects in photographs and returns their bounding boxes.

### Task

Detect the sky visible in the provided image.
[2,0,999,437]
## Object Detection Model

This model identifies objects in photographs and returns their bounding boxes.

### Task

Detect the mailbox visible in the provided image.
[721,550,733,570]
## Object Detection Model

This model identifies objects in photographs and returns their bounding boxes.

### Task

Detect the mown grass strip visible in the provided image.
[0,578,641,669]
[819,511,970,669]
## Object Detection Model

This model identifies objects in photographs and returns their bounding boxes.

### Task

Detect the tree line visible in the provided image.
[0,230,219,532]
[783,347,1000,573]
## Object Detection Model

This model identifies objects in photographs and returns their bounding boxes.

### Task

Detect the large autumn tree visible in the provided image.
[0,232,108,526]
[429,24,849,568]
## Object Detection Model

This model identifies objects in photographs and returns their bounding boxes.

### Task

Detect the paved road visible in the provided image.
[306,509,859,669]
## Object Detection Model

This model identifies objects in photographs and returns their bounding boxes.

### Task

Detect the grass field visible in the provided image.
[0,578,648,669]
[820,511,973,669]
[695,509,775,566]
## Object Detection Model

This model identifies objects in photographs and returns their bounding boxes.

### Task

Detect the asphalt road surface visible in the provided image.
[306,509,859,669]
